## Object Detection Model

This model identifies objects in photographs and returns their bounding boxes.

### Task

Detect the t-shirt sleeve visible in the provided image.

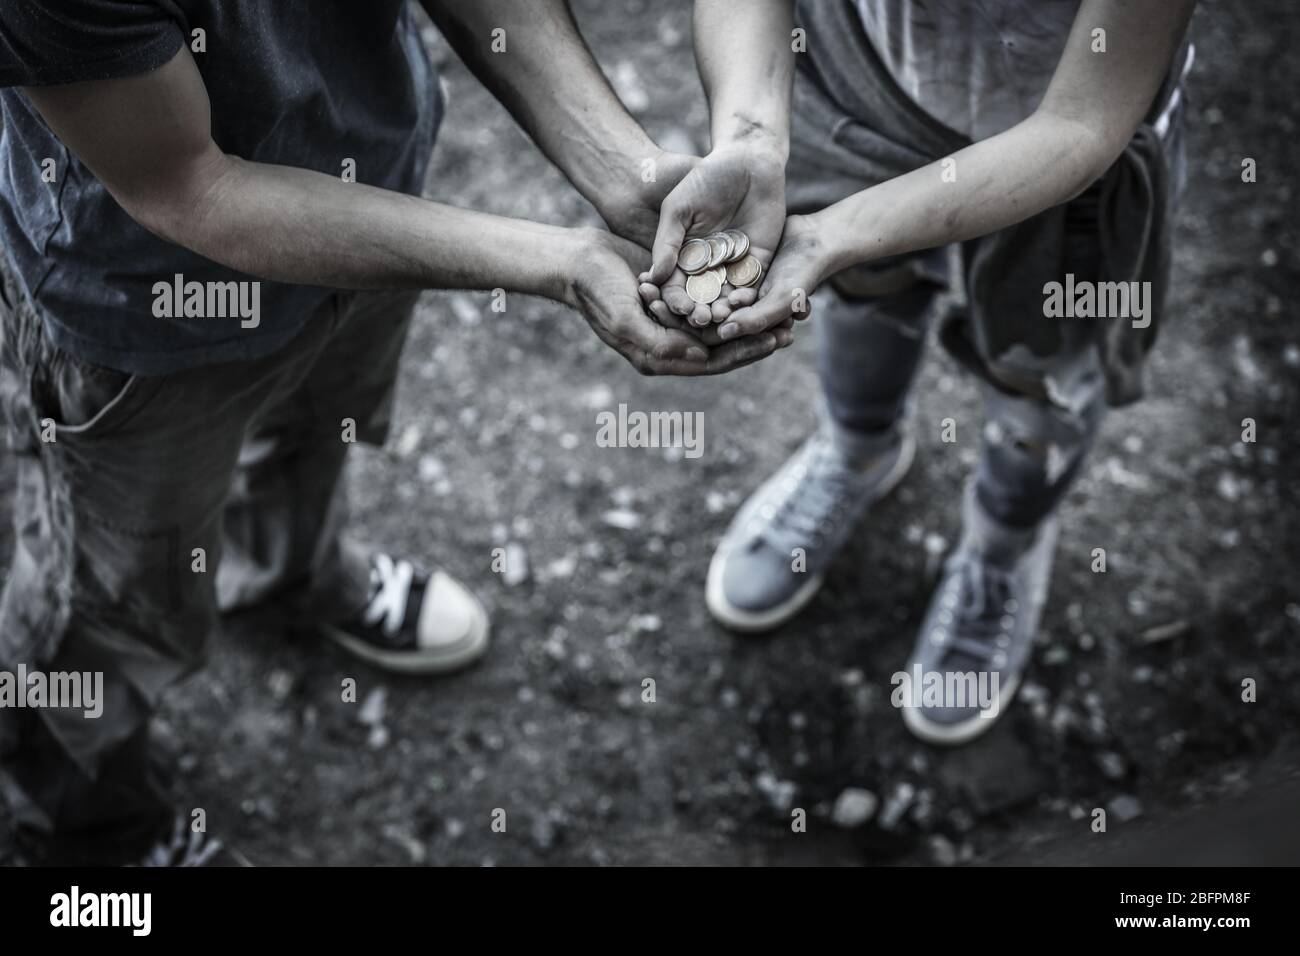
[0,0,184,88]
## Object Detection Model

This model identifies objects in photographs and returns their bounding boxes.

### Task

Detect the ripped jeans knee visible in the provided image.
[976,377,1108,528]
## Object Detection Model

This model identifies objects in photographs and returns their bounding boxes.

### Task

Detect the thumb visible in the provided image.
[648,193,691,286]
[717,284,797,341]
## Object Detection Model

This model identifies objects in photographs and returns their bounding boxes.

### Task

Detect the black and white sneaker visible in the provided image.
[322,552,490,675]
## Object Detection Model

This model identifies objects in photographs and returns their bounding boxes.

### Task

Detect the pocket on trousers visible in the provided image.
[30,348,162,441]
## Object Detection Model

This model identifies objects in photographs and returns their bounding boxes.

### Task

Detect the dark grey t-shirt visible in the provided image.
[0,0,440,374]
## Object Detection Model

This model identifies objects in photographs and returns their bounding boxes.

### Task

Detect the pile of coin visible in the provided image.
[677,229,763,306]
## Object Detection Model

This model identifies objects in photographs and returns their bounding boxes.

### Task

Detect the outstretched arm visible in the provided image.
[25,47,782,375]
[422,0,695,248]
[638,0,796,328]
[719,0,1197,339]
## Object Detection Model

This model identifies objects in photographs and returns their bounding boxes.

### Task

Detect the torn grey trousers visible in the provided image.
[789,0,1186,527]
[0,254,417,861]
[809,196,1108,528]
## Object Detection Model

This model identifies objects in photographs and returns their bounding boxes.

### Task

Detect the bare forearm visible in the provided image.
[694,0,794,157]
[813,113,1105,272]
[147,155,578,299]
[424,0,657,209]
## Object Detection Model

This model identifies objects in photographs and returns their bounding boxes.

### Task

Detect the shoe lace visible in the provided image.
[140,817,224,867]
[764,436,861,550]
[363,552,414,638]
[938,554,1018,664]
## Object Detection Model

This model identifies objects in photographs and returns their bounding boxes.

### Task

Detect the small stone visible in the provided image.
[1108,794,1143,823]
[923,533,948,556]
[1140,619,1190,644]
[267,669,294,701]
[878,782,916,830]
[1096,751,1127,781]
[928,835,958,866]
[1126,590,1149,617]
[755,772,797,814]
[542,555,576,582]
[1043,645,1070,666]
[923,533,948,577]
[393,423,421,458]
[583,384,614,409]
[449,293,480,326]
[530,815,559,852]
[831,788,879,828]
[601,509,642,530]
[1019,682,1049,705]
[418,454,446,484]
[1216,472,1242,502]
[502,541,530,587]
[705,490,730,514]
[358,687,386,727]
[383,825,427,865]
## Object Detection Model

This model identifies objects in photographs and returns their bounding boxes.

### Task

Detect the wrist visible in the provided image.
[574,133,663,219]
[712,120,789,166]
[784,212,837,286]
[809,198,889,277]
[548,226,602,307]
[705,138,789,206]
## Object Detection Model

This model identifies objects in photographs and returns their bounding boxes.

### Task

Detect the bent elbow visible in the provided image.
[1035,111,1126,201]
[114,149,231,251]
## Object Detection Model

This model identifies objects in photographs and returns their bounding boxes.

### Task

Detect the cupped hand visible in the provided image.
[596,149,700,251]
[637,143,787,300]
[563,229,791,376]
[714,214,831,341]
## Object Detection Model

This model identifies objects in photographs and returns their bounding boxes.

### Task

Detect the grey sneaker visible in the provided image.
[900,483,1059,745]
[706,421,915,632]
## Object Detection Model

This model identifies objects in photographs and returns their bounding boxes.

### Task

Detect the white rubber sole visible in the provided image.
[899,672,1022,746]
[705,432,916,634]
[705,566,826,634]
[321,597,490,676]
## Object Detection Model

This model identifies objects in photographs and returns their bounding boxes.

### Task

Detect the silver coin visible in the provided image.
[678,238,712,274]
[723,230,750,261]
[705,236,730,269]
[725,255,763,288]
[686,270,723,305]
[714,231,737,261]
